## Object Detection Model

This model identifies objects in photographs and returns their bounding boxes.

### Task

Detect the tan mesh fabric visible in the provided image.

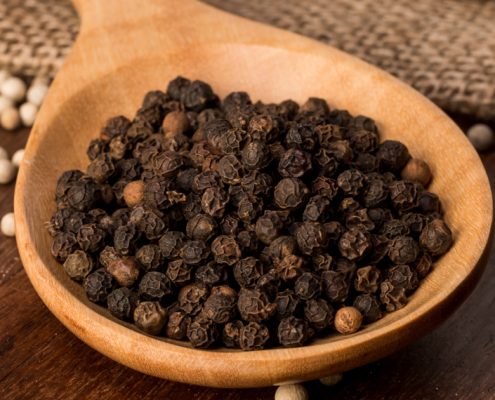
[0,0,494,119]
[0,0,78,79]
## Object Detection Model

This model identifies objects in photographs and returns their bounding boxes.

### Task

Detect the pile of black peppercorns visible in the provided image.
[48,76,453,350]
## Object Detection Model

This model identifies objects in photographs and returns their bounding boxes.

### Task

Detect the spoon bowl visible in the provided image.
[14,0,492,388]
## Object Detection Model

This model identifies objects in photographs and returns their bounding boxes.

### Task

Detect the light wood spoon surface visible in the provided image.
[14,0,493,388]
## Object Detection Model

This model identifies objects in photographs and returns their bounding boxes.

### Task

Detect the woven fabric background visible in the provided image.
[0,0,494,120]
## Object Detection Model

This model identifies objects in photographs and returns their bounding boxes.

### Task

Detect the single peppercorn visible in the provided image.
[107,256,141,287]
[123,180,144,207]
[107,287,137,320]
[63,250,94,281]
[304,299,334,330]
[186,213,217,241]
[401,158,432,187]
[376,140,410,171]
[274,178,309,209]
[187,315,219,348]
[135,244,162,271]
[238,288,277,323]
[278,316,312,347]
[239,322,270,350]
[83,268,114,303]
[294,272,321,300]
[334,306,363,334]
[202,286,238,324]
[134,301,168,335]
[178,283,209,316]
[380,280,408,312]
[353,294,382,323]
[419,219,453,256]
[139,271,173,301]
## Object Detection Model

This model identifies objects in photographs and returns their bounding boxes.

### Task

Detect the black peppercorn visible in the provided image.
[83,268,114,303]
[277,316,312,347]
[419,219,453,256]
[107,287,137,320]
[139,271,173,301]
[134,301,168,335]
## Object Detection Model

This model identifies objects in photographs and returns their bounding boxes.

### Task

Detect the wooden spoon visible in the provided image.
[14,0,492,388]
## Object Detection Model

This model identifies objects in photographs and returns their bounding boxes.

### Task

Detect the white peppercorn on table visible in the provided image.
[13,0,493,392]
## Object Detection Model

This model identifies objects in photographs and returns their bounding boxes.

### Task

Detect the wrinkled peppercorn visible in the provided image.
[107,287,137,320]
[50,77,453,350]
[134,301,168,335]
[83,268,114,303]
[278,316,312,347]
[420,219,453,256]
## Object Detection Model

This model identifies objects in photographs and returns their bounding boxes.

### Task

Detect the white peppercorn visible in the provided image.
[0,159,17,184]
[19,102,38,127]
[1,76,27,102]
[1,212,15,237]
[275,384,308,400]
[0,96,14,114]
[1,107,21,130]
[467,123,494,151]
[11,149,25,167]
[26,84,48,106]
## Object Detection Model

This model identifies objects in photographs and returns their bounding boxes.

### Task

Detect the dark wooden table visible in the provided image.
[1,118,494,400]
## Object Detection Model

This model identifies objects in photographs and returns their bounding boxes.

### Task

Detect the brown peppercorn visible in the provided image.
[401,158,432,187]
[276,255,304,282]
[63,250,94,281]
[107,256,140,287]
[415,252,433,279]
[277,316,312,347]
[354,266,381,294]
[241,141,270,170]
[134,301,168,335]
[210,235,241,266]
[294,272,321,300]
[278,148,312,178]
[304,299,334,330]
[274,289,300,320]
[158,231,185,259]
[107,287,138,321]
[166,309,192,340]
[178,283,209,315]
[237,288,277,322]
[187,315,219,348]
[338,228,372,261]
[312,176,339,200]
[388,236,419,264]
[239,322,270,350]
[222,320,244,348]
[201,186,229,218]
[234,257,264,288]
[322,271,350,303]
[202,285,238,324]
[139,271,173,301]
[353,294,382,323]
[162,110,190,135]
[418,191,441,213]
[186,213,217,241]
[376,140,410,171]
[389,180,421,211]
[217,154,243,185]
[135,244,162,271]
[419,219,453,256]
[255,211,284,244]
[295,222,327,255]
[273,178,309,209]
[334,306,363,334]
[337,169,366,196]
[122,180,144,207]
[180,240,210,265]
[380,280,408,312]
[166,259,193,287]
[387,264,419,292]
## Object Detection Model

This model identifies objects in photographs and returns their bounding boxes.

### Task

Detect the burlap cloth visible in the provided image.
[1,0,494,119]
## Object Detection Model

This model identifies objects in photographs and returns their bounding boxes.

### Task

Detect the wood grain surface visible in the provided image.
[1,116,494,399]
